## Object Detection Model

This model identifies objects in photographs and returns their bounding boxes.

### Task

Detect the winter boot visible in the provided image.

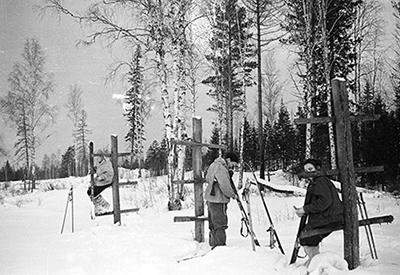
[94,194,111,215]
[303,245,320,267]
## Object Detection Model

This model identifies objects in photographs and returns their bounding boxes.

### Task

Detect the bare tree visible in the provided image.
[353,0,386,104]
[65,84,83,176]
[0,38,56,190]
[261,51,283,124]
[243,0,285,179]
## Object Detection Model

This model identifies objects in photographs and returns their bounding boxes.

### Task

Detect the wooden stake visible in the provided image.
[193,117,204,242]
[332,78,359,269]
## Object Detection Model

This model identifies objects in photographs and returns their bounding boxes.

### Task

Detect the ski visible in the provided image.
[246,162,285,255]
[176,245,213,263]
[229,177,260,247]
[242,180,256,251]
[289,215,307,264]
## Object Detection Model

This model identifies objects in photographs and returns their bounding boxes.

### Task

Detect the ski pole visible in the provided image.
[229,177,260,247]
[71,186,74,233]
[359,193,377,259]
[245,162,285,255]
[61,186,73,234]
[290,214,307,264]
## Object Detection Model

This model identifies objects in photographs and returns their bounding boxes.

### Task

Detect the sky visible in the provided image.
[0,169,398,274]
[0,0,224,165]
[0,0,396,166]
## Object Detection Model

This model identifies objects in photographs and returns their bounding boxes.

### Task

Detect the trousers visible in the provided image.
[87,183,112,198]
[207,201,228,248]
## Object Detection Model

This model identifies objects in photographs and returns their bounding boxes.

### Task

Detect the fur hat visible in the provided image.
[224,152,239,163]
[303,158,322,169]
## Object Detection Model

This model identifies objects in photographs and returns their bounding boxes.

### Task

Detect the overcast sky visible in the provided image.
[0,0,219,165]
[0,0,396,166]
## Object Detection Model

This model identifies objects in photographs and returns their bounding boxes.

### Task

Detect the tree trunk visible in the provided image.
[256,0,265,179]
[302,0,314,159]
[319,0,337,169]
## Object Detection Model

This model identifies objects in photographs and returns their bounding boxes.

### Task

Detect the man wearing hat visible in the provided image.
[205,152,239,248]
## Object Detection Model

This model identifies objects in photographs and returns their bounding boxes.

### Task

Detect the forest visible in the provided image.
[1,0,400,199]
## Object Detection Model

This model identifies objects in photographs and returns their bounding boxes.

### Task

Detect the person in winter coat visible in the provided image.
[205,152,239,248]
[87,154,114,215]
[294,158,344,265]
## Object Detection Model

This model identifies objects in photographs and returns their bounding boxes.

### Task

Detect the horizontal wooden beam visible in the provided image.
[120,208,140,214]
[93,153,112,158]
[171,139,226,150]
[172,179,196,185]
[93,152,134,158]
[297,166,384,178]
[95,208,140,216]
[355,166,384,173]
[349,114,380,122]
[118,152,133,157]
[300,215,393,239]
[294,115,380,125]
[174,216,208,222]
[294,117,332,125]
[119,181,138,186]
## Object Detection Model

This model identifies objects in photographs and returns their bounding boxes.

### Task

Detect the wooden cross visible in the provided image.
[172,117,226,242]
[294,78,384,269]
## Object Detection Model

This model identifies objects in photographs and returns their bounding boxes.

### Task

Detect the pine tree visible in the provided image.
[271,101,296,168]
[203,0,256,152]
[242,117,258,167]
[74,110,90,176]
[60,146,75,178]
[263,118,273,170]
[124,45,146,169]
[203,123,221,168]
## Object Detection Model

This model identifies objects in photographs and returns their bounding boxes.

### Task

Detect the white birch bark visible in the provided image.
[302,0,313,159]
[319,0,337,169]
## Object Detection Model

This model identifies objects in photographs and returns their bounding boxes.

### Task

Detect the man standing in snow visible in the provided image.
[294,158,344,265]
[87,154,114,215]
[205,152,239,248]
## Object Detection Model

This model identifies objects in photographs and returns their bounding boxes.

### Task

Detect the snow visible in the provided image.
[0,170,399,275]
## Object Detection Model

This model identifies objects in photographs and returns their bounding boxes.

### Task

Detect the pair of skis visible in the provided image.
[230,163,285,255]
[229,176,261,248]
[245,162,285,255]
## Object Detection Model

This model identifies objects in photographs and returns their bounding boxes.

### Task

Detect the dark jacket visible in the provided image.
[304,176,343,229]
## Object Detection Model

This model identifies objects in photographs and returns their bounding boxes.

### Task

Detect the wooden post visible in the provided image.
[332,78,359,269]
[193,117,204,242]
[111,135,121,225]
[89,142,95,199]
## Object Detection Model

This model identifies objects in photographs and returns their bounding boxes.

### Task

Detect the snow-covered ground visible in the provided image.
[0,170,399,275]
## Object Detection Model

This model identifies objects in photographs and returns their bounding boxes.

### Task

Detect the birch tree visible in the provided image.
[43,0,199,209]
[0,38,55,190]
[283,0,360,163]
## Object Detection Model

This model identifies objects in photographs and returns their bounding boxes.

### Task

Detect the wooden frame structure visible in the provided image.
[89,135,139,224]
[173,117,226,242]
[294,78,384,269]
